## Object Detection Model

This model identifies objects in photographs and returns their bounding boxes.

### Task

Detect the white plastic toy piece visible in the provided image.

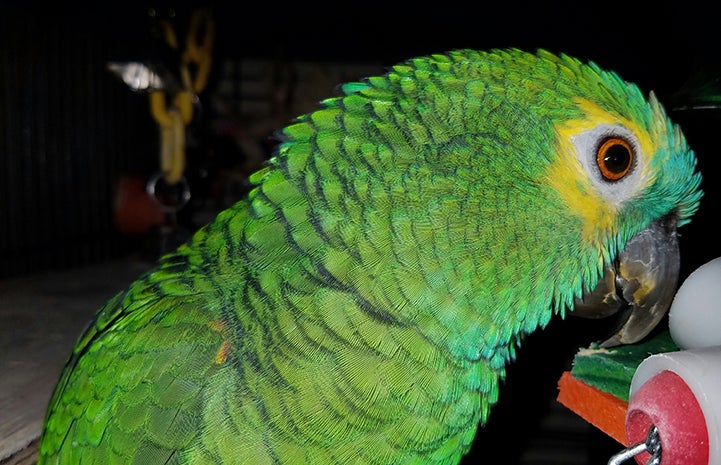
[669,256,721,350]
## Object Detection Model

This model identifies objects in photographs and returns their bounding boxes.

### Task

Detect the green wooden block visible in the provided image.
[570,330,679,402]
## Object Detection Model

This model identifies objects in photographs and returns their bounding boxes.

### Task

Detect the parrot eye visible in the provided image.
[597,137,633,181]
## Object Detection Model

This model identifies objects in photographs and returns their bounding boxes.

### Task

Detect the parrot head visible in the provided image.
[550,71,704,346]
[444,49,703,350]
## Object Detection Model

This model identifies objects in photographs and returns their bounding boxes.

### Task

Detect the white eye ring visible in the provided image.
[571,124,643,207]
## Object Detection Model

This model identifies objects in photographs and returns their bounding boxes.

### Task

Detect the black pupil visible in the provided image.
[604,143,630,174]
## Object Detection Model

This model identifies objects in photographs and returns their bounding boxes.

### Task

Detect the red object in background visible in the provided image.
[113,174,165,237]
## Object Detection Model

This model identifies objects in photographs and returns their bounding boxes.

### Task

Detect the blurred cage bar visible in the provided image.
[0,9,156,279]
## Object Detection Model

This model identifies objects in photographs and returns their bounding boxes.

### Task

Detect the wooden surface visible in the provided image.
[0,258,153,464]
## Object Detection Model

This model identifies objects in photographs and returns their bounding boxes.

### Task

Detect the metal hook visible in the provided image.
[607,425,661,465]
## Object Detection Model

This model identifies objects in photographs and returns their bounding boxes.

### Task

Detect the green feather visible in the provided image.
[38,48,702,465]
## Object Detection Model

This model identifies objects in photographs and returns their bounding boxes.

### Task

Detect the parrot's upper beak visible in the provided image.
[571,215,680,348]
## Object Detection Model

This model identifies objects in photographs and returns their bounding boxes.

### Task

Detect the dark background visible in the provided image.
[1,1,720,464]
[2,1,719,276]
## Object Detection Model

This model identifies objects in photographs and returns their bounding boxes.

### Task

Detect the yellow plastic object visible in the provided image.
[149,8,214,185]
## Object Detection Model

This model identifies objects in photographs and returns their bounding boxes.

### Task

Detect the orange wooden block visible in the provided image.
[557,371,629,446]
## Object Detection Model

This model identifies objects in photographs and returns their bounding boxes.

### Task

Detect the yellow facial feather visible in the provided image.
[548,98,657,245]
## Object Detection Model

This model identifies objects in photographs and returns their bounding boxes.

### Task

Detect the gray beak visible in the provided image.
[571,216,680,348]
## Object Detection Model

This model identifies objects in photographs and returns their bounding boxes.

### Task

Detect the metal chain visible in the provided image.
[150,8,214,185]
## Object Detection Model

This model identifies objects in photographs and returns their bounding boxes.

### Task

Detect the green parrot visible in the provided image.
[38,48,702,465]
